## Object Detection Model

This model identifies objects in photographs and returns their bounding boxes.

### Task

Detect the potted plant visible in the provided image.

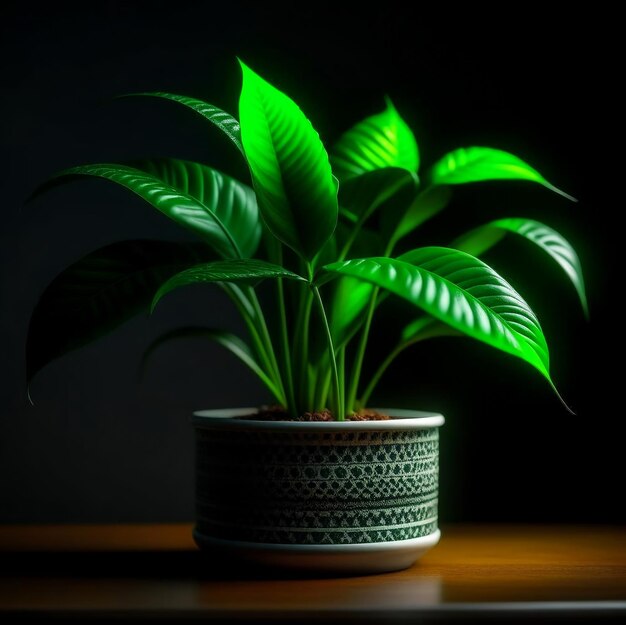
[28,61,586,574]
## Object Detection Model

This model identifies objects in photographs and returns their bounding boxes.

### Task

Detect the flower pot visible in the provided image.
[192,407,444,574]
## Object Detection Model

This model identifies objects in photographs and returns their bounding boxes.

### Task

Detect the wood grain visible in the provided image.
[1,524,625,620]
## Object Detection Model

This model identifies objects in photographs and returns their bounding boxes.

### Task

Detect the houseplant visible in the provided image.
[28,61,585,573]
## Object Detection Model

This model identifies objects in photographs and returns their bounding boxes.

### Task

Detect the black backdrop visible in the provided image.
[0,3,620,524]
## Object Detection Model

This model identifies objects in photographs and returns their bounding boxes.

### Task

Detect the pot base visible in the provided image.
[193,529,441,574]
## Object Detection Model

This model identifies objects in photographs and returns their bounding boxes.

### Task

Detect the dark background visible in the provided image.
[0,3,619,524]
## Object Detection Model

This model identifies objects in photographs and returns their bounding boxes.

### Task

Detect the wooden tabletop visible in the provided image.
[1,524,625,622]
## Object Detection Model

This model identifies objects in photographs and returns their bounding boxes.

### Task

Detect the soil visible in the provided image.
[241,406,391,422]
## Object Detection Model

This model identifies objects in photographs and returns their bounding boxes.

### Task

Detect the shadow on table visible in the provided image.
[0,549,376,581]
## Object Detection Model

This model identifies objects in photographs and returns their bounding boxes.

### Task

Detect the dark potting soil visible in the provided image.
[240,406,391,422]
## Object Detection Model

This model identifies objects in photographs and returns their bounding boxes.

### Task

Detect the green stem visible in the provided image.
[386,231,401,257]
[276,247,297,415]
[293,286,314,410]
[383,238,396,259]
[345,286,379,412]
[338,177,413,261]
[246,286,286,403]
[307,363,318,410]
[359,342,405,409]
[320,367,332,409]
[344,237,399,411]
[312,361,331,410]
[338,217,364,261]
[359,321,459,408]
[223,284,285,405]
[222,282,280,380]
[312,286,344,421]
[243,361,285,403]
[338,346,346,417]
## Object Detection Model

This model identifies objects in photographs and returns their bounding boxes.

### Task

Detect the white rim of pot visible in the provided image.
[192,407,444,431]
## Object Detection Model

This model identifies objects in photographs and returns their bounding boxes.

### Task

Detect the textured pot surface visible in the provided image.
[192,408,444,573]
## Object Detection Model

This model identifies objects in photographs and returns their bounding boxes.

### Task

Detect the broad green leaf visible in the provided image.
[141,327,282,400]
[452,217,588,317]
[153,259,306,311]
[34,164,248,259]
[133,158,261,258]
[27,240,207,385]
[428,147,575,201]
[123,92,243,153]
[238,61,338,260]
[331,98,419,182]
[321,248,553,384]
[384,185,453,245]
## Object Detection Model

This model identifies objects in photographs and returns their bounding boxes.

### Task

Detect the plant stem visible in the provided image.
[358,342,404,409]
[344,237,399,411]
[307,362,318,409]
[312,285,344,421]
[293,285,314,410]
[338,176,413,261]
[320,367,332,409]
[223,284,286,405]
[345,286,379,412]
[338,346,346,417]
[246,287,286,403]
[275,246,297,415]
[338,219,363,261]
[359,321,459,407]
[313,361,331,410]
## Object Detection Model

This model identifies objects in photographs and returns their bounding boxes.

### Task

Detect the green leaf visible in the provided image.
[27,240,207,385]
[153,259,306,311]
[34,163,252,259]
[321,248,553,384]
[123,92,243,153]
[331,98,419,182]
[452,217,588,318]
[428,147,575,201]
[141,326,282,400]
[133,158,261,258]
[238,61,338,260]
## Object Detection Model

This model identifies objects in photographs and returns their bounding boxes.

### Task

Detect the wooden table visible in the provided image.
[1,524,625,622]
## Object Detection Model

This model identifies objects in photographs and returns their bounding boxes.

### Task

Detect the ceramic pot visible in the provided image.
[192,407,443,574]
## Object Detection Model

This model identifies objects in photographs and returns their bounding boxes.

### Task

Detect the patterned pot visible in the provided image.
[192,407,444,574]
